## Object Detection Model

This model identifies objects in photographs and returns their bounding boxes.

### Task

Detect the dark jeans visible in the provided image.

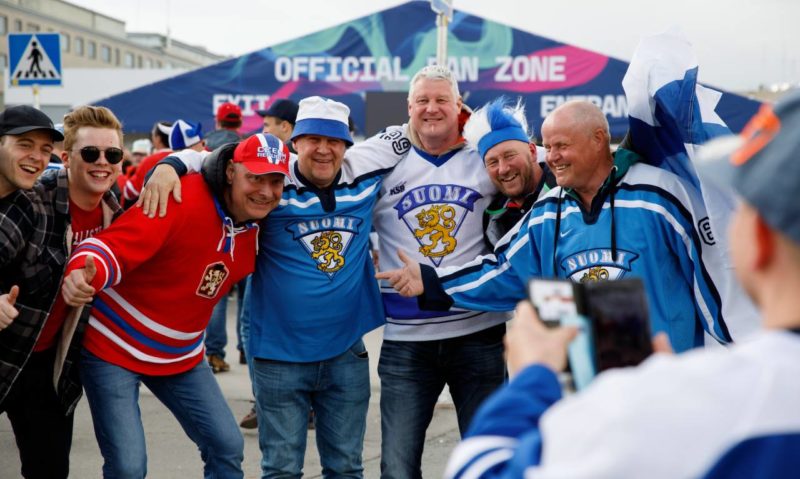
[378,324,506,479]
[0,347,74,479]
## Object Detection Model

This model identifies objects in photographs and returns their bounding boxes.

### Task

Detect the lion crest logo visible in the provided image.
[414,205,457,258]
[196,262,229,299]
[310,231,345,273]
[394,184,482,267]
[580,266,610,283]
[286,215,363,280]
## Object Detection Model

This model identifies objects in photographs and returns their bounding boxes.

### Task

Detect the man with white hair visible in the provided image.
[372,65,507,478]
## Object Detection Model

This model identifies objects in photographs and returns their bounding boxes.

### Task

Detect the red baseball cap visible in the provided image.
[233,133,290,177]
[216,102,242,123]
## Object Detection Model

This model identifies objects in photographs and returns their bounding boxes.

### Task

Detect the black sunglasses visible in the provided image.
[77,146,124,165]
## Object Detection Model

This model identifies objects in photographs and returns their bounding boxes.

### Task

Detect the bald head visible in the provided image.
[541,101,614,205]
[543,101,610,146]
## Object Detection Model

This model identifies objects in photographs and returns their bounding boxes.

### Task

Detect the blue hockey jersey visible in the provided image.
[423,149,757,352]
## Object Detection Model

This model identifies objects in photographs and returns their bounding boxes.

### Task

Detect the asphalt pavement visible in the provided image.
[0,298,462,478]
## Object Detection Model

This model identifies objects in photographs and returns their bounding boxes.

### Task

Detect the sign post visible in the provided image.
[430,0,453,66]
[7,33,63,109]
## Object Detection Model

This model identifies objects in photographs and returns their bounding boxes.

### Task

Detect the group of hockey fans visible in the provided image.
[1,58,799,479]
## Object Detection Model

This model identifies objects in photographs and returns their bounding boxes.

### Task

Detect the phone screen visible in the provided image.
[577,279,652,372]
[528,279,577,325]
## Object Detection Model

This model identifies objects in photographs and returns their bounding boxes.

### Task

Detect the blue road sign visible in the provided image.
[8,33,62,87]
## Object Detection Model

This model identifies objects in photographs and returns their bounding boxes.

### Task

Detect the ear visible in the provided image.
[61,149,70,168]
[225,160,235,184]
[753,214,776,269]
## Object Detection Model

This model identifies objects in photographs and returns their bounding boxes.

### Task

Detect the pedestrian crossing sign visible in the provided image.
[8,33,62,87]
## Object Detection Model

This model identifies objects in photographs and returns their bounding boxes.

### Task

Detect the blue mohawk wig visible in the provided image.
[463,96,530,160]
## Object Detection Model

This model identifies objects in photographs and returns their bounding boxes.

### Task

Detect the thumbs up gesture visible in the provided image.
[62,256,98,306]
[0,285,20,331]
[375,249,424,297]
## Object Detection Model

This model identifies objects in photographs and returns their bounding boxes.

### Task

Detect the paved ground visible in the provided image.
[0,299,462,478]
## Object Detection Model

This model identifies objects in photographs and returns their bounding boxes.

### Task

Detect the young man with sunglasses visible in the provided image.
[0,105,123,478]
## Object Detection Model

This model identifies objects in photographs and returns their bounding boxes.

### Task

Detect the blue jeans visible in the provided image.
[79,350,244,479]
[205,279,248,357]
[252,340,370,478]
[378,324,506,479]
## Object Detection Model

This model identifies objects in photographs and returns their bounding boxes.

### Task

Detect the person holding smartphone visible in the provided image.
[444,91,800,478]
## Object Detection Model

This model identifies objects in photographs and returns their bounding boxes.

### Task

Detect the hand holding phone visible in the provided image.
[528,278,652,389]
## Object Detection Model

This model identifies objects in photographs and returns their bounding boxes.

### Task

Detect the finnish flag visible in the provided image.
[623,28,760,343]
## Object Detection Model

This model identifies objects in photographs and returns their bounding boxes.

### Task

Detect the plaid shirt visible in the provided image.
[0,168,121,414]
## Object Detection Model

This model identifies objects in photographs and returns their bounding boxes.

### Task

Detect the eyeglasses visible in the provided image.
[75,146,124,165]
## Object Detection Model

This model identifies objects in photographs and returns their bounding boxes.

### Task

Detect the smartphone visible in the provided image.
[528,278,652,389]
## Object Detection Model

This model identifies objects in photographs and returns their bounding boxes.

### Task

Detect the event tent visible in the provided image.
[96,0,761,139]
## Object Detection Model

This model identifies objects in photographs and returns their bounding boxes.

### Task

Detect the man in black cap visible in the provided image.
[258,99,299,152]
[0,105,63,198]
[0,105,123,478]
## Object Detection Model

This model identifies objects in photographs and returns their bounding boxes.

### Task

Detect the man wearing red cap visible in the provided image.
[58,133,288,478]
[206,102,243,150]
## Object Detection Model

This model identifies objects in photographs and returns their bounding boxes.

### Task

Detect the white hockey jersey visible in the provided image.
[374,142,507,341]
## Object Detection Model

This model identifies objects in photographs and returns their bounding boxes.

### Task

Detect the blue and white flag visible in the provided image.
[623,28,760,342]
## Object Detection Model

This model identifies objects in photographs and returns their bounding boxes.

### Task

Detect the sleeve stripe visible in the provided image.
[75,238,122,287]
[444,436,518,479]
[70,251,109,290]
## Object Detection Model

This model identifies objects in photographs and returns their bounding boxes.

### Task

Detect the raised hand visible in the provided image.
[62,256,98,306]
[375,250,424,297]
[0,285,20,331]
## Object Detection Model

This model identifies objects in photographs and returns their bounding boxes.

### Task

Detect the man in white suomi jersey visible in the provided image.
[372,65,507,479]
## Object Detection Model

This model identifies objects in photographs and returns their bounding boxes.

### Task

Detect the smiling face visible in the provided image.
[294,135,346,189]
[0,130,54,197]
[408,77,462,152]
[224,162,285,222]
[62,126,122,208]
[484,140,540,202]
[541,104,612,204]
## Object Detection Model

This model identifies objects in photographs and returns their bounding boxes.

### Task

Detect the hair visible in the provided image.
[220,119,242,130]
[407,64,460,101]
[152,121,172,149]
[62,105,124,152]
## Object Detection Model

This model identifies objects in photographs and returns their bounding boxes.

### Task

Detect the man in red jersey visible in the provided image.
[61,133,289,478]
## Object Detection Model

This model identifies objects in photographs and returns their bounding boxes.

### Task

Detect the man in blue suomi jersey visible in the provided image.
[441,88,800,479]
[378,99,758,352]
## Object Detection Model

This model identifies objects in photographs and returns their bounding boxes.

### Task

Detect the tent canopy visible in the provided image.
[97,0,760,140]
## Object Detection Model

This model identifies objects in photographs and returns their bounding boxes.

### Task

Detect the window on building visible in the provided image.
[27,23,39,32]
[124,52,134,68]
[61,33,70,53]
[88,41,96,59]
[75,37,84,56]
[101,45,111,63]
[156,60,162,68]
[0,54,7,69]
[145,58,153,68]
[0,16,7,35]
[14,19,22,32]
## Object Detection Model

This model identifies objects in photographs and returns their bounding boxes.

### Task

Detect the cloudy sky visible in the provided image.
[68,0,797,92]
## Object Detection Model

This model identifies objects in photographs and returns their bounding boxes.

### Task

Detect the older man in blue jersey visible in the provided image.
[443,88,800,479]
[139,96,407,478]
[379,99,757,353]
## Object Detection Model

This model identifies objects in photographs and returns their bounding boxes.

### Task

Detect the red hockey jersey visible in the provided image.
[66,174,258,375]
